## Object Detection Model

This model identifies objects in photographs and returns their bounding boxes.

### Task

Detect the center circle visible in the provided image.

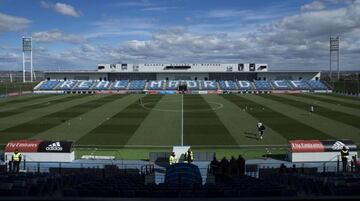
[140,100,223,112]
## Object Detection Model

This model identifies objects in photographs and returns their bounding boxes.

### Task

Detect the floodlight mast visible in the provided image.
[22,36,33,82]
[329,36,340,80]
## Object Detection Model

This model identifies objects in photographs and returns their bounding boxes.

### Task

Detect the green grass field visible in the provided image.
[0,93,359,160]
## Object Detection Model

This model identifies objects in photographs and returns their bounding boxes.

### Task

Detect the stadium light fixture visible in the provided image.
[22,36,34,83]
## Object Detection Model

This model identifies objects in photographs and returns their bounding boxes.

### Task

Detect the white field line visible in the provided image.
[181,94,184,146]
[73,144,289,148]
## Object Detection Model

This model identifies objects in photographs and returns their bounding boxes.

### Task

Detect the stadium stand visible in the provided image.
[253,80,273,90]
[219,80,238,90]
[109,80,129,90]
[2,162,360,199]
[184,80,199,90]
[166,80,180,90]
[0,171,95,197]
[35,79,332,92]
[55,80,77,90]
[199,80,218,90]
[165,163,202,189]
[307,80,329,90]
[237,80,254,90]
[271,80,292,90]
[128,80,146,90]
[91,81,110,90]
[38,80,61,90]
[289,80,311,90]
[72,80,94,90]
[147,80,165,90]
[260,169,360,196]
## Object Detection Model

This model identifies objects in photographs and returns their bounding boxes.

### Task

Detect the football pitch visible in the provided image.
[0,93,359,160]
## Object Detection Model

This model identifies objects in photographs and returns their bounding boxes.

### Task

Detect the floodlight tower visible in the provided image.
[329,36,340,80]
[22,36,33,82]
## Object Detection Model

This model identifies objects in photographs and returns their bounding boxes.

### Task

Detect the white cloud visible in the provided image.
[105,1,360,70]
[81,44,96,52]
[141,6,179,11]
[32,29,86,44]
[110,0,152,7]
[301,1,326,12]
[40,0,51,8]
[40,1,81,17]
[2,0,360,70]
[86,18,157,38]
[0,12,31,33]
[203,8,291,22]
[206,9,244,18]
[0,52,21,63]
[54,2,81,17]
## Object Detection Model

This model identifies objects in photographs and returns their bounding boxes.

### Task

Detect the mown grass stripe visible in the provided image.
[242,94,360,142]
[305,93,360,106]
[282,94,360,117]
[0,94,53,107]
[183,95,237,145]
[76,95,163,146]
[223,94,332,140]
[296,94,360,109]
[326,93,360,101]
[0,95,117,143]
[203,95,288,145]
[263,94,360,129]
[0,95,97,132]
[0,95,80,118]
[125,95,182,146]
[31,95,141,141]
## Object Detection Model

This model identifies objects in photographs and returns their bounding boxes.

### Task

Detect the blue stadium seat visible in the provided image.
[35,79,330,92]
[289,80,311,90]
[109,80,129,90]
[91,81,111,90]
[166,80,180,90]
[56,80,78,90]
[219,80,237,90]
[253,80,273,90]
[237,81,254,90]
[272,80,292,90]
[165,163,202,188]
[38,81,61,90]
[72,80,94,90]
[128,80,146,90]
[184,80,199,90]
[307,80,329,90]
[200,80,218,90]
[147,80,165,90]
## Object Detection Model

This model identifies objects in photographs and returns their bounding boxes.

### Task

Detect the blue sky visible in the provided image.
[0,0,359,71]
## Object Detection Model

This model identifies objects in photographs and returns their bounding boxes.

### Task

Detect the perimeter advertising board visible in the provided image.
[289,139,357,162]
[33,90,64,94]
[4,140,75,162]
[159,91,177,94]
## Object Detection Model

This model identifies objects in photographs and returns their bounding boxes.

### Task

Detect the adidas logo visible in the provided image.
[45,142,63,151]
[332,141,345,150]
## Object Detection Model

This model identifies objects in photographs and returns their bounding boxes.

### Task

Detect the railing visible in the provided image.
[3,157,154,175]
[244,160,345,179]
[141,164,154,175]
[154,167,210,184]
[318,154,340,173]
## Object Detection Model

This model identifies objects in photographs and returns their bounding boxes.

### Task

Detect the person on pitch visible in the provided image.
[257,121,266,140]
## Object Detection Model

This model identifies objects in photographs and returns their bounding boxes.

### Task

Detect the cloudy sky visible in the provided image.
[0,0,359,71]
